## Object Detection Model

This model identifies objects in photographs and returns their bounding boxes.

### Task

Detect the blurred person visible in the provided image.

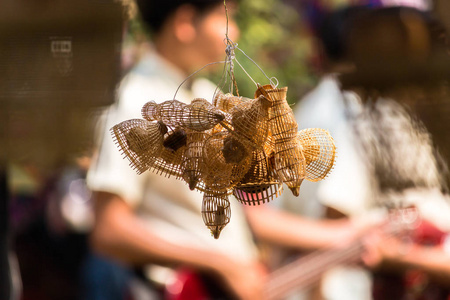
[85,1,366,300]
[283,4,450,300]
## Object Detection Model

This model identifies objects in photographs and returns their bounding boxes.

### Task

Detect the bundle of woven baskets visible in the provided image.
[111,84,336,238]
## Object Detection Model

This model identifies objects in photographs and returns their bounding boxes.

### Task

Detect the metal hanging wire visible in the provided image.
[173,0,279,101]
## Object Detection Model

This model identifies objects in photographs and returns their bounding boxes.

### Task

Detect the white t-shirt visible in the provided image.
[87,50,258,262]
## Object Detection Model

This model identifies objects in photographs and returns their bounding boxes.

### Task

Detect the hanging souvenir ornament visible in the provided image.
[110,1,337,238]
[201,190,231,239]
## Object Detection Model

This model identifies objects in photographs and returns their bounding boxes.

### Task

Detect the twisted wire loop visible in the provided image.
[225,39,239,95]
[110,119,167,174]
[298,128,336,182]
[201,190,231,239]
[234,149,283,206]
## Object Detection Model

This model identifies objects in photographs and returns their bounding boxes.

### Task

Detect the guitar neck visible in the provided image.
[265,240,364,300]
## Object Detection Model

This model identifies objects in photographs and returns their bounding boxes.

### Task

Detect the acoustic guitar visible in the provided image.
[164,208,418,300]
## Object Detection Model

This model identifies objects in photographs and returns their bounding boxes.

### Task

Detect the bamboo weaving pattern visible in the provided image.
[111,84,336,238]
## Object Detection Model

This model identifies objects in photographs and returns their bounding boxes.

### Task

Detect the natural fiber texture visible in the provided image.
[230,95,271,149]
[182,130,209,190]
[201,190,231,239]
[111,119,167,174]
[213,92,243,112]
[234,182,283,206]
[274,138,306,196]
[240,149,277,184]
[111,84,337,238]
[182,98,226,131]
[298,128,336,182]
[234,148,283,205]
[202,132,252,190]
[257,84,304,196]
[141,99,225,131]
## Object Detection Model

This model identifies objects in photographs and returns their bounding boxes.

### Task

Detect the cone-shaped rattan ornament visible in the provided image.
[182,130,210,190]
[201,190,231,239]
[185,98,226,131]
[111,119,167,174]
[256,84,306,196]
[298,128,336,182]
[274,138,306,196]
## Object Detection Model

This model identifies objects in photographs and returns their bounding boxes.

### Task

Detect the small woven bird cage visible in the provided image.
[141,100,185,124]
[142,99,225,131]
[298,128,336,182]
[183,98,226,131]
[201,190,231,239]
[182,129,210,190]
[111,119,167,174]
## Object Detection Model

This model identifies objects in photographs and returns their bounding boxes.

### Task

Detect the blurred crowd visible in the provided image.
[5,0,450,300]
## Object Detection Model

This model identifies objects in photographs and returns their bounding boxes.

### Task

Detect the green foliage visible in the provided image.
[124,0,320,105]
[228,0,319,104]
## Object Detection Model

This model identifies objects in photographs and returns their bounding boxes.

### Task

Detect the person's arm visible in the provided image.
[90,191,268,300]
[244,205,368,250]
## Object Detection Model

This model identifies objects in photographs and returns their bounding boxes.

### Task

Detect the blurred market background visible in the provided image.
[1,0,449,299]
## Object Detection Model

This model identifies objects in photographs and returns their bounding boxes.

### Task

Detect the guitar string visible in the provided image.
[265,241,364,299]
[268,240,362,283]
[268,248,363,299]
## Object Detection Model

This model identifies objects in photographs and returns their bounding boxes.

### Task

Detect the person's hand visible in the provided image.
[361,230,413,269]
[216,257,268,300]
